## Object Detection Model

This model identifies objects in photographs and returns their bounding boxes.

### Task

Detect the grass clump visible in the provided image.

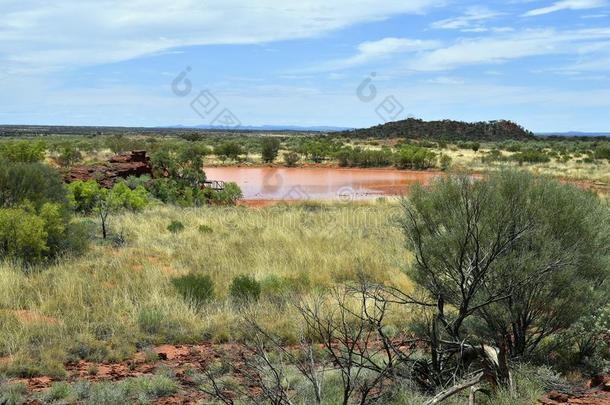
[171,273,215,307]
[198,224,213,234]
[167,220,185,233]
[230,275,261,303]
[0,381,27,405]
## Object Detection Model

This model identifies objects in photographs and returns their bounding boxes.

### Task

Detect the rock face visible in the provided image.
[65,150,152,187]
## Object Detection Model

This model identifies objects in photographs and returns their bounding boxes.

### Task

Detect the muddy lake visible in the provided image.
[204,167,441,202]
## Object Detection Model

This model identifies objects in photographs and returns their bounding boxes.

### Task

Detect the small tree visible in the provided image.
[400,171,609,392]
[67,180,148,239]
[261,138,281,163]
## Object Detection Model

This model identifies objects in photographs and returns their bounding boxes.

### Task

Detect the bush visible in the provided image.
[198,224,213,234]
[261,138,281,163]
[0,140,46,162]
[439,154,452,171]
[230,275,261,303]
[0,163,89,264]
[172,274,215,307]
[0,162,67,209]
[215,142,243,162]
[594,143,610,160]
[394,145,436,170]
[283,151,300,167]
[204,182,243,205]
[167,220,185,233]
[512,149,551,164]
[0,381,27,405]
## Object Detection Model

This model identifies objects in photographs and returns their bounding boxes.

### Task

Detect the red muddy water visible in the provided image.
[204,167,441,202]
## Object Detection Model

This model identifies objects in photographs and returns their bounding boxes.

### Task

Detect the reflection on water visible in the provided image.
[203,167,441,201]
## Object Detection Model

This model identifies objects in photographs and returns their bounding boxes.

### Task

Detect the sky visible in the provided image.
[1,0,610,132]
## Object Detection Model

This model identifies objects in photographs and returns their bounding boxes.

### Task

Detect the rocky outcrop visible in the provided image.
[65,150,152,187]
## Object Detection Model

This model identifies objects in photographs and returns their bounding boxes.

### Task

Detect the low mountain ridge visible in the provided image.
[340,118,535,142]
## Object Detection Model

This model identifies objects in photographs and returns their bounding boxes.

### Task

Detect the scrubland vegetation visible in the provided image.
[0,130,609,404]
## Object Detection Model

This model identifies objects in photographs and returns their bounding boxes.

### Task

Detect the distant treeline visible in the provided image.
[339,118,536,142]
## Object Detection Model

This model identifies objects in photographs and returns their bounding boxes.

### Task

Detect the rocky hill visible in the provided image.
[339,118,535,142]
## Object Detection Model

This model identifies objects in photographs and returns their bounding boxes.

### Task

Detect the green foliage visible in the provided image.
[283,151,300,167]
[56,145,82,166]
[0,162,67,209]
[512,148,551,164]
[0,163,88,264]
[594,143,610,160]
[172,273,215,307]
[167,220,185,233]
[335,147,393,168]
[261,138,281,163]
[403,171,609,359]
[198,224,213,234]
[439,154,452,171]
[0,381,27,405]
[0,207,48,263]
[230,275,261,303]
[66,180,101,214]
[38,382,76,403]
[67,180,148,239]
[204,182,243,205]
[0,140,46,162]
[394,145,436,169]
[215,142,244,162]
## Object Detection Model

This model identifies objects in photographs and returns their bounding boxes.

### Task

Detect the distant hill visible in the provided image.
[537,131,610,138]
[340,118,535,142]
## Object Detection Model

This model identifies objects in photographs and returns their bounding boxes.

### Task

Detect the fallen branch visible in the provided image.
[424,372,484,405]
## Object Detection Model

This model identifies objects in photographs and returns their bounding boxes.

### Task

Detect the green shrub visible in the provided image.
[38,382,76,403]
[137,307,165,335]
[0,140,46,162]
[0,164,89,264]
[394,145,436,170]
[594,143,610,160]
[198,224,213,234]
[283,151,300,167]
[230,275,261,303]
[0,162,67,210]
[439,154,452,171]
[167,220,185,233]
[172,274,215,307]
[512,149,551,164]
[261,138,281,163]
[0,381,27,405]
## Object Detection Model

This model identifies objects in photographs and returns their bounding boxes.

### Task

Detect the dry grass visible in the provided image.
[0,201,412,376]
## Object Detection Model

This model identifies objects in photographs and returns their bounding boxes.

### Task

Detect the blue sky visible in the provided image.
[1,0,609,131]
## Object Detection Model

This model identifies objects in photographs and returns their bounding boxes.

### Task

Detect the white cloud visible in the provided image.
[407,28,610,71]
[523,0,607,17]
[0,0,440,72]
[431,6,502,30]
[297,37,441,72]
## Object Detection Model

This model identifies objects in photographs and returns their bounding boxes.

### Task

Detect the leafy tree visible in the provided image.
[0,162,67,209]
[215,142,243,162]
[261,138,281,163]
[67,180,148,239]
[400,171,609,388]
[0,162,89,264]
